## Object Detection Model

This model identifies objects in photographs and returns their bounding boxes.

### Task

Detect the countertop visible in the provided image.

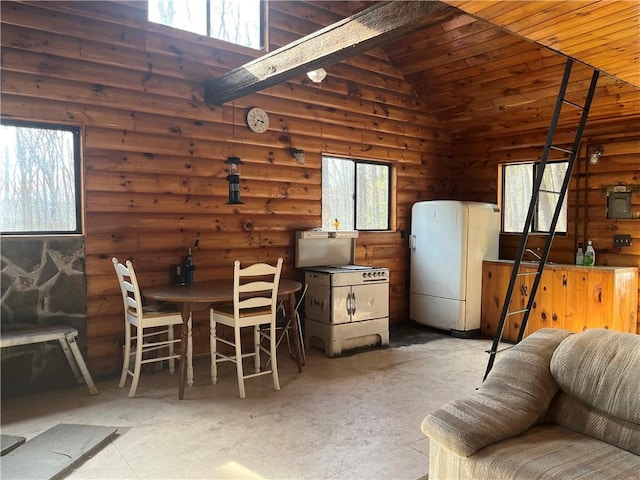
[484,259,638,272]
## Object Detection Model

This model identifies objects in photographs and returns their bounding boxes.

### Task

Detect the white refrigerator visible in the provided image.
[409,200,500,336]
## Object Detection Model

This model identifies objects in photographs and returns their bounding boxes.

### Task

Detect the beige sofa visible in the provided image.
[422,328,640,479]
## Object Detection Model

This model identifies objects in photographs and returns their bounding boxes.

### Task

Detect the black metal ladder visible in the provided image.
[483,59,599,381]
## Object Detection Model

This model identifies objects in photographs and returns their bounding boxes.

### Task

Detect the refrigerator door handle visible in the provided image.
[409,234,416,250]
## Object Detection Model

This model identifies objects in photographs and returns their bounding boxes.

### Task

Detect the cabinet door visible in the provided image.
[585,270,606,330]
[508,264,536,341]
[530,267,566,333]
[612,270,639,333]
[481,263,502,339]
[481,262,532,342]
[564,269,588,332]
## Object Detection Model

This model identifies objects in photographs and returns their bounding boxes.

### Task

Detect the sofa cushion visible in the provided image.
[547,392,640,455]
[467,424,640,480]
[422,328,572,457]
[550,329,640,424]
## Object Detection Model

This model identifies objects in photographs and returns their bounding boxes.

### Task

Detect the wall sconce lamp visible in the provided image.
[225,156,244,204]
[306,68,327,83]
[290,148,305,164]
[588,145,604,164]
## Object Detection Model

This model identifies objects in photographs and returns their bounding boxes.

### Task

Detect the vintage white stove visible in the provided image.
[296,230,389,356]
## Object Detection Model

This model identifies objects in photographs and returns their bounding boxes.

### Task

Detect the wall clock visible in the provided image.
[246,107,269,134]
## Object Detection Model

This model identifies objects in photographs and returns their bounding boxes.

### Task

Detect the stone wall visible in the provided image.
[1,236,87,396]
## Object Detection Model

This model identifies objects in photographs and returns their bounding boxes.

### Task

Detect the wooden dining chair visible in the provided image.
[112,257,192,398]
[263,283,308,367]
[210,258,283,398]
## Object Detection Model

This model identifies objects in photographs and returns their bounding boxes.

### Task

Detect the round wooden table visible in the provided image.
[144,279,303,399]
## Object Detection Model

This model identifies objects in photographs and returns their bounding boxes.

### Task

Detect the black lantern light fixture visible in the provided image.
[225,156,244,204]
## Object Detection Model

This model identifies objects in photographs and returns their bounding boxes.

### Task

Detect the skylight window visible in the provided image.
[148,0,264,50]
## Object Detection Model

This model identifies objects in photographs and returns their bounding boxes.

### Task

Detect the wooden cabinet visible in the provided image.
[481,261,638,341]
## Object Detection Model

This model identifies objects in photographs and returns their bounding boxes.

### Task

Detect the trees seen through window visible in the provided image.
[148,0,263,50]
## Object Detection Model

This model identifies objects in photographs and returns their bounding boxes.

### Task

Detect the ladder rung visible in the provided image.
[516,271,539,276]
[538,188,561,194]
[562,99,584,110]
[550,145,574,154]
[485,345,514,355]
[506,309,529,316]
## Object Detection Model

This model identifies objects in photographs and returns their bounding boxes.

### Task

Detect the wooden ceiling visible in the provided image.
[443,0,639,89]
[305,1,640,141]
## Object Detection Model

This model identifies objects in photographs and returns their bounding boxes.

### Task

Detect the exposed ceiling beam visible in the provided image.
[204,0,457,105]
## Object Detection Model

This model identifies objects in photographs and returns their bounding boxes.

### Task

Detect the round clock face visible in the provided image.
[246,107,269,133]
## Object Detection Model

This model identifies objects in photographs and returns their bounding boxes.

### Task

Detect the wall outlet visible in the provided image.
[613,234,632,247]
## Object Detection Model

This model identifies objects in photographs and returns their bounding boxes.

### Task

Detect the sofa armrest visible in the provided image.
[422,328,573,457]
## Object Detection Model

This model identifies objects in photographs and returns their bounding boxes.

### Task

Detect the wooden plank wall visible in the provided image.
[449,121,640,333]
[1,1,452,377]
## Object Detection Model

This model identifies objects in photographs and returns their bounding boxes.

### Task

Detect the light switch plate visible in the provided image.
[613,234,632,247]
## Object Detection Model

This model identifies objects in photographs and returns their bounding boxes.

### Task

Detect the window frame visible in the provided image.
[0,119,83,235]
[501,160,569,235]
[321,155,392,232]
[147,0,267,52]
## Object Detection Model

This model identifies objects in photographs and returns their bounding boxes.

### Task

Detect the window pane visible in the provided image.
[210,0,262,49]
[148,0,262,49]
[356,163,389,230]
[1,124,80,233]
[536,162,568,232]
[503,164,532,233]
[322,157,354,230]
[149,0,207,35]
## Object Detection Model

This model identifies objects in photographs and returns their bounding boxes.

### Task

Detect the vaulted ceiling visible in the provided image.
[302,1,640,141]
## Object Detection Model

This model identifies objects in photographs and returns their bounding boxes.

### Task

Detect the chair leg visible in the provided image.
[284,328,292,356]
[270,325,280,392]
[129,327,144,397]
[119,323,131,388]
[210,313,217,384]
[168,325,175,374]
[253,326,261,373]
[187,316,194,387]
[234,326,246,399]
[296,312,306,365]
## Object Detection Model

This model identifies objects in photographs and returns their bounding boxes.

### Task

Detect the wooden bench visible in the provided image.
[0,325,98,395]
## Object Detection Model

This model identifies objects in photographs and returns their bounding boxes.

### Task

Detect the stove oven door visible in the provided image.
[331,282,389,324]
[351,283,389,323]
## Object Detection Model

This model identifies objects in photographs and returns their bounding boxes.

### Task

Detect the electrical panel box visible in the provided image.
[607,191,633,219]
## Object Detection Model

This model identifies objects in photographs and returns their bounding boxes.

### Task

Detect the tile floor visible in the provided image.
[1,325,499,480]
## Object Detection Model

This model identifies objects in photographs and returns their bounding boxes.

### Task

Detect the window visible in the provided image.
[322,156,390,231]
[1,121,82,234]
[148,0,264,50]
[502,161,568,234]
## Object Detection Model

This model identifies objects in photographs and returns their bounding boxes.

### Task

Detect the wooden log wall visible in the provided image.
[449,121,640,334]
[1,1,452,377]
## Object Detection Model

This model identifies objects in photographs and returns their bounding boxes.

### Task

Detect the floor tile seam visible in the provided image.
[108,437,142,480]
